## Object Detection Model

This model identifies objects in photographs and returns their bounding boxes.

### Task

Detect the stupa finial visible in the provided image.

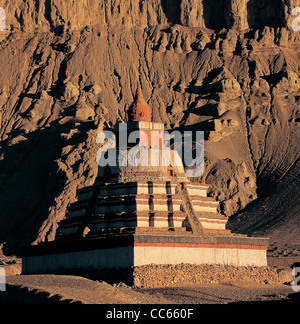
[128,83,151,122]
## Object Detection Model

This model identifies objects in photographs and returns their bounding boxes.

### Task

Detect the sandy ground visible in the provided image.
[0,275,298,304]
[141,282,299,304]
[1,275,166,304]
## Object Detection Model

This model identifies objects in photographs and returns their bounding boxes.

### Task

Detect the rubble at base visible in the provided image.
[132,264,280,288]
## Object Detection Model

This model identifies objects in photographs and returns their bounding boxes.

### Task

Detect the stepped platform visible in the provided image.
[21,230,268,276]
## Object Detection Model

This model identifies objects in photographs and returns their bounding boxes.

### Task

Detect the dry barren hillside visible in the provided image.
[0,0,299,255]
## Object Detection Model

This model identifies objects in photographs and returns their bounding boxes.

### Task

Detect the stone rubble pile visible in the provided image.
[132,264,280,288]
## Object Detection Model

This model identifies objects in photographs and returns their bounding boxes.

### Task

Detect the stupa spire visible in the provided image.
[128,83,151,122]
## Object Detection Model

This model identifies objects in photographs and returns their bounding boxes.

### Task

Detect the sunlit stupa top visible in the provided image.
[128,84,152,122]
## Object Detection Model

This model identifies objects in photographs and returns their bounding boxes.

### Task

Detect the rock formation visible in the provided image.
[0,0,299,255]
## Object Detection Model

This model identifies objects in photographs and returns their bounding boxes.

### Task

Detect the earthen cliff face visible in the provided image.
[0,0,299,254]
[3,0,300,31]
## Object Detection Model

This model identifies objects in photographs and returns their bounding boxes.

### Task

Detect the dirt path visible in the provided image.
[1,275,167,304]
[140,282,297,304]
[0,275,298,304]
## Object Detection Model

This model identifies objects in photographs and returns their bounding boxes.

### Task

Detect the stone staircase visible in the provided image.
[174,178,206,236]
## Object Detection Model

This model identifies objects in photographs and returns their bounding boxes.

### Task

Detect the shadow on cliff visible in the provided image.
[161,0,181,25]
[202,0,226,29]
[228,158,300,243]
[44,0,64,35]
[247,0,285,29]
[0,119,96,256]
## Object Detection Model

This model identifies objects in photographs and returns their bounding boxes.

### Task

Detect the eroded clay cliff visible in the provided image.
[0,0,299,255]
